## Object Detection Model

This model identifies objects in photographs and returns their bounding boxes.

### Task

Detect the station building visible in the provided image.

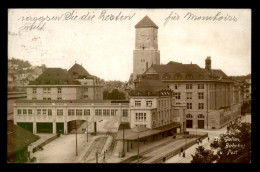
[131,16,242,129]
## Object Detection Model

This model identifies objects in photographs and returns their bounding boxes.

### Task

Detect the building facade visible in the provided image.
[132,17,242,129]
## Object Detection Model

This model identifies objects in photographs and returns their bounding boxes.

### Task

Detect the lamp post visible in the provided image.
[137,133,139,163]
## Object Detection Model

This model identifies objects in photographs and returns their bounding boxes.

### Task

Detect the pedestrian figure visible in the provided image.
[208,137,210,142]
[197,139,199,145]
[162,156,166,163]
[181,147,183,153]
[200,139,202,144]
[183,151,185,157]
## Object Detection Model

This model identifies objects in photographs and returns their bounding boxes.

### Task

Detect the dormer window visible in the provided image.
[186,74,193,79]
[163,73,170,79]
[174,73,182,79]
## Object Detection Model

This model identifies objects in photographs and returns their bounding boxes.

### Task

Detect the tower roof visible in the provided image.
[135,15,159,29]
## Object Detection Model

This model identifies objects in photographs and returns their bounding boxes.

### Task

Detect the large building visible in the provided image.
[26,63,103,101]
[132,16,242,129]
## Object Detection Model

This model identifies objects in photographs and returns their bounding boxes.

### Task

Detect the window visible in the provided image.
[123,109,128,117]
[48,98,51,100]
[106,109,110,116]
[186,92,192,99]
[186,74,193,79]
[103,109,107,116]
[198,84,204,89]
[84,95,88,98]
[32,97,37,100]
[17,109,21,115]
[98,109,102,116]
[198,114,205,118]
[135,101,141,107]
[146,101,152,107]
[43,98,46,100]
[198,103,204,109]
[33,88,36,94]
[198,92,204,99]
[43,88,47,93]
[186,114,193,118]
[84,109,90,116]
[28,109,32,115]
[68,109,75,116]
[23,109,27,115]
[174,84,181,89]
[84,87,88,91]
[58,88,62,94]
[135,113,146,122]
[42,109,47,115]
[95,109,98,116]
[37,109,41,116]
[57,97,62,100]
[111,109,116,116]
[76,109,82,116]
[186,84,192,89]
[47,88,51,93]
[174,92,181,99]
[48,109,52,116]
[187,103,192,109]
[57,109,63,116]
[174,74,182,79]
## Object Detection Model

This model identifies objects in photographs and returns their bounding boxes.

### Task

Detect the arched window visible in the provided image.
[199,74,204,79]
[186,114,193,118]
[186,74,193,79]
[198,114,205,118]
[163,73,170,79]
[174,73,182,79]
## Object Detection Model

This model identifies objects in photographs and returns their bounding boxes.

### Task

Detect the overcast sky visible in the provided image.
[8,9,251,82]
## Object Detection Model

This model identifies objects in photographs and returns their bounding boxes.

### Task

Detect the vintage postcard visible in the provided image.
[8,8,251,163]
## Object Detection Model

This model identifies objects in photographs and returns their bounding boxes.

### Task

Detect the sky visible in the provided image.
[8,9,251,82]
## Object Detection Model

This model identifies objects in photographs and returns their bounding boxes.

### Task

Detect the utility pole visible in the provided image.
[122,124,125,157]
[86,120,88,142]
[75,120,78,156]
[137,133,139,163]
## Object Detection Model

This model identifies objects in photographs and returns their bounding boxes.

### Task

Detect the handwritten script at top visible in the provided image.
[18,10,136,32]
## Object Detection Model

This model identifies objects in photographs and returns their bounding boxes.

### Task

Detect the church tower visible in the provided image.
[133,16,160,80]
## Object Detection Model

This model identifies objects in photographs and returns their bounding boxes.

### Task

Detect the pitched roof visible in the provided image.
[28,68,80,85]
[7,121,40,156]
[143,61,231,82]
[135,16,159,29]
[135,78,168,92]
[68,63,93,79]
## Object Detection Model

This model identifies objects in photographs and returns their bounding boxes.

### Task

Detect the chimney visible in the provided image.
[205,56,211,71]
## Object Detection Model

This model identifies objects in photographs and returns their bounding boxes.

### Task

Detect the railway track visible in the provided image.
[82,136,108,162]
[120,138,184,163]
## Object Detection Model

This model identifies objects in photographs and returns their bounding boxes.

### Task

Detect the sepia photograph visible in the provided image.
[7,8,251,163]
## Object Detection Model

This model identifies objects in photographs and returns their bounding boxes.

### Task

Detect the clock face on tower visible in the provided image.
[137,30,150,49]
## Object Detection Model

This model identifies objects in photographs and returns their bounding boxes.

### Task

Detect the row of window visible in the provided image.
[17,108,122,116]
[186,114,205,118]
[174,84,205,90]
[187,103,205,109]
[135,100,153,107]
[174,92,204,100]
[33,88,63,94]
[32,97,62,100]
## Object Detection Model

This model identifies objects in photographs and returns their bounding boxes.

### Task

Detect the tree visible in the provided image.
[191,146,218,163]
[103,89,125,100]
[191,122,251,163]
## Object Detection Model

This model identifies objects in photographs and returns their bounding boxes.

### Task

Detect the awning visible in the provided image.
[115,123,181,141]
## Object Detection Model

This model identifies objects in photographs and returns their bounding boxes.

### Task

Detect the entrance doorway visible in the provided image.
[186,120,193,128]
[17,122,33,133]
[37,123,53,133]
[56,123,64,134]
[198,120,205,129]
